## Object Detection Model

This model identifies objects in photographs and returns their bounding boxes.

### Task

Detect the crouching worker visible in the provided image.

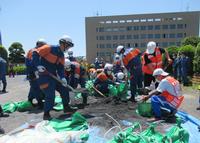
[94,63,115,96]
[64,59,88,107]
[142,68,184,122]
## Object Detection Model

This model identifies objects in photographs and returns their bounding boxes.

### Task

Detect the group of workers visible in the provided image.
[0,36,185,126]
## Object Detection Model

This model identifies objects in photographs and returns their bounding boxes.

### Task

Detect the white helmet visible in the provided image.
[117,72,125,80]
[64,59,71,69]
[104,63,113,70]
[116,45,124,54]
[115,54,120,59]
[59,35,74,47]
[146,41,156,54]
[68,49,73,55]
[36,38,46,47]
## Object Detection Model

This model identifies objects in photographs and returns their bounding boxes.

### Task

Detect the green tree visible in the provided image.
[166,46,180,57]
[193,43,200,75]
[8,42,25,63]
[0,45,8,61]
[181,36,200,47]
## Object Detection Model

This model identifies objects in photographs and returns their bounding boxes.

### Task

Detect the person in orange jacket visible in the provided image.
[142,41,172,88]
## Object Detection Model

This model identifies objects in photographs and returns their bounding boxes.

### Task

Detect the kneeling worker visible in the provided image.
[142,68,184,122]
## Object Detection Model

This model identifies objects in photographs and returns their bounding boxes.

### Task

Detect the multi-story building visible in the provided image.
[85,11,200,63]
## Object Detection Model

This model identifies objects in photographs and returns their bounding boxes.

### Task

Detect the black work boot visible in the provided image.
[129,96,137,103]
[0,112,9,117]
[82,96,89,106]
[37,101,44,110]
[64,105,77,114]
[0,126,5,134]
[43,112,52,120]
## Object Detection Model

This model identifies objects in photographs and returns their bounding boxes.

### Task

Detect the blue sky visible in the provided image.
[0,0,200,56]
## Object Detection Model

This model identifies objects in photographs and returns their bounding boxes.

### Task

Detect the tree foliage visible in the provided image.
[193,43,200,74]
[0,45,8,61]
[181,36,200,47]
[8,42,25,63]
[166,46,180,57]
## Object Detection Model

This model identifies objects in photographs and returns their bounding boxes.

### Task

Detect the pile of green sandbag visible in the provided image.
[2,101,33,113]
[109,118,189,143]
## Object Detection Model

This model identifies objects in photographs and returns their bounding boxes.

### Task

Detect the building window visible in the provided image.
[141,19,146,22]
[148,25,153,30]
[176,42,181,46]
[162,42,168,47]
[106,35,111,40]
[126,20,132,23]
[177,24,183,29]
[133,26,139,30]
[169,42,175,46]
[126,26,132,31]
[155,18,161,22]
[140,26,146,30]
[148,34,153,39]
[184,33,186,37]
[99,44,105,48]
[169,33,175,38]
[140,43,146,48]
[105,27,112,32]
[162,25,168,30]
[99,27,104,32]
[113,35,118,40]
[113,21,118,23]
[170,24,176,29]
[133,35,139,39]
[163,34,168,38]
[135,43,138,47]
[126,43,131,47]
[155,25,160,30]
[127,35,132,39]
[147,19,154,22]
[96,44,99,48]
[140,34,146,39]
[177,33,183,38]
[106,21,111,24]
[119,20,125,23]
[106,44,112,48]
[113,43,118,49]
[96,28,98,32]
[113,27,119,32]
[185,24,187,28]
[96,36,98,40]
[99,36,104,40]
[120,35,125,40]
[133,19,139,22]
[119,26,126,32]
[155,34,161,39]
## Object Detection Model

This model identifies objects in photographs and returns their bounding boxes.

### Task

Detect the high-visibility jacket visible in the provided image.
[65,62,85,79]
[161,76,184,108]
[122,48,141,68]
[142,47,163,74]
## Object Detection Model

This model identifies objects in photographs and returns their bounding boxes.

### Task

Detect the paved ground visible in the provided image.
[0,75,199,134]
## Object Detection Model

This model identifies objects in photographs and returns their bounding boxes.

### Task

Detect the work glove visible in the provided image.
[37,65,46,73]
[141,95,149,102]
[34,71,39,79]
[61,78,68,87]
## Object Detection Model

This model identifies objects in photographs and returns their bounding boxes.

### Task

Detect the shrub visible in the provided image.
[193,43,200,75]
[9,65,26,75]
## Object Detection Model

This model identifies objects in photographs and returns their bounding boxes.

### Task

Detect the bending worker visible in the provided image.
[142,68,184,122]
[32,35,76,120]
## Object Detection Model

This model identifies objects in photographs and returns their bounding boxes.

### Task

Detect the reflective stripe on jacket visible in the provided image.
[142,47,162,74]
[161,76,184,108]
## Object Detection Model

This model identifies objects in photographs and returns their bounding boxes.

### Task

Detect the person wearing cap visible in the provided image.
[142,41,172,88]
[142,68,184,122]
[32,35,76,120]
[25,39,47,108]
[116,45,143,102]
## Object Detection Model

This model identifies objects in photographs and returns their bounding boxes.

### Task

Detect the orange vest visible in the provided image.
[122,48,141,67]
[142,47,163,74]
[161,76,184,108]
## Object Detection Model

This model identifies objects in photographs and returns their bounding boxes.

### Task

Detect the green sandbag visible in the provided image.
[137,102,152,117]
[2,102,18,113]
[80,133,89,141]
[55,96,62,103]
[109,123,149,143]
[165,118,189,143]
[17,101,33,112]
[75,93,82,99]
[108,84,118,96]
[48,112,88,132]
[53,103,64,111]
[141,124,163,143]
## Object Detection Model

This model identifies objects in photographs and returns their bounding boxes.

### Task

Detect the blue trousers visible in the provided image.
[0,75,7,91]
[28,79,43,103]
[151,95,176,118]
[39,76,69,112]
